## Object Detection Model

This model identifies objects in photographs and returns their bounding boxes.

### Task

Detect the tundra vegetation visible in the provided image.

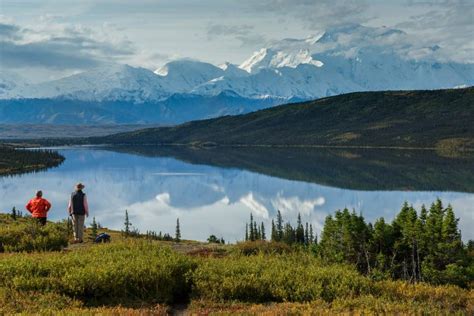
[0,200,472,315]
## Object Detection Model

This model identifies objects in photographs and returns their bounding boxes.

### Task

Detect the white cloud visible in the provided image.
[240,192,269,218]
[271,192,325,217]
[1,0,472,81]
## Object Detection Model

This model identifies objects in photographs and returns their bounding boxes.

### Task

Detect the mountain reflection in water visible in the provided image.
[0,146,472,242]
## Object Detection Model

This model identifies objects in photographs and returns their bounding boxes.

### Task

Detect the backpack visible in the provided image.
[94,233,111,243]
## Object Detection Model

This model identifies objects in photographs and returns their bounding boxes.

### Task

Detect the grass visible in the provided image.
[0,214,472,314]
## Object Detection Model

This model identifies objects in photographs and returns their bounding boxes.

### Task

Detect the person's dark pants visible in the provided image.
[35,217,47,226]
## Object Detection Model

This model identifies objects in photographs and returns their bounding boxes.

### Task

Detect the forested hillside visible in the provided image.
[0,145,64,176]
[94,88,474,150]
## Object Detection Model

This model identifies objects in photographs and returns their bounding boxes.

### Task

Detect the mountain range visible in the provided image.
[1,24,473,125]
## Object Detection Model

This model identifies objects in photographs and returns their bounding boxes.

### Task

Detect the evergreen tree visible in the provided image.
[175,218,181,242]
[309,224,315,245]
[276,210,283,241]
[283,223,295,244]
[208,235,219,243]
[249,213,255,241]
[11,206,17,220]
[439,205,463,265]
[89,217,98,241]
[392,203,420,281]
[123,210,131,237]
[296,213,305,244]
[319,209,372,273]
[254,221,259,240]
[271,219,277,241]
[260,222,266,240]
[245,223,249,241]
[304,222,309,245]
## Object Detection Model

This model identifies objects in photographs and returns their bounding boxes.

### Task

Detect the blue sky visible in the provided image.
[1,0,473,81]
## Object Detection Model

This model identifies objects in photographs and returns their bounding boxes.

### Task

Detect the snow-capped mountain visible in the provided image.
[193,24,474,99]
[154,59,225,93]
[0,70,29,97]
[1,24,473,124]
[5,63,172,102]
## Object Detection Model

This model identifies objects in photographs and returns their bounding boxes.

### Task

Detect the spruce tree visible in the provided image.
[11,206,16,220]
[89,217,98,241]
[296,213,305,244]
[276,210,283,241]
[261,222,266,240]
[175,218,181,242]
[305,222,309,245]
[249,213,255,241]
[371,217,394,276]
[309,224,314,245]
[123,210,131,237]
[439,205,463,266]
[271,219,277,241]
[283,223,295,244]
[245,223,249,241]
[254,221,259,240]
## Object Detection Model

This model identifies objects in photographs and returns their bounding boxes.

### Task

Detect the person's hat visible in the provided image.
[75,183,85,190]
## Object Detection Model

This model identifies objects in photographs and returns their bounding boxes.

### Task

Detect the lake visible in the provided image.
[1,146,473,242]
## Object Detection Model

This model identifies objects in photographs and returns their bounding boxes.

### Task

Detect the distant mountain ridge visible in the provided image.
[93,87,474,150]
[1,24,473,124]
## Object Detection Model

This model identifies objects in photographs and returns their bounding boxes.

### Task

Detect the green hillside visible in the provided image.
[94,88,474,149]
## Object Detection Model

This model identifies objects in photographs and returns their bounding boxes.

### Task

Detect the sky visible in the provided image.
[1,0,473,82]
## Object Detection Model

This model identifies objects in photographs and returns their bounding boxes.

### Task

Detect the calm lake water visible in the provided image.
[1,146,473,242]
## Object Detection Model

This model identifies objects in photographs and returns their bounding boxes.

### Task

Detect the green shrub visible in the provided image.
[0,240,472,314]
[0,240,196,305]
[0,216,69,252]
[374,280,471,311]
[0,288,83,314]
[192,253,371,302]
[234,240,293,255]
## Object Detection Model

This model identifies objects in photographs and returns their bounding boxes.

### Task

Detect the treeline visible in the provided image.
[0,145,64,176]
[245,199,473,288]
[245,211,317,245]
[121,210,181,241]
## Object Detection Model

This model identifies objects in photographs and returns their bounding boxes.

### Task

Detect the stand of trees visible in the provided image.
[318,199,472,287]
[245,200,473,288]
[245,211,317,246]
[0,145,64,176]
[122,210,181,242]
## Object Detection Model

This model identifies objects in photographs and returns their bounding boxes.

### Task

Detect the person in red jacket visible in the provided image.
[26,190,51,226]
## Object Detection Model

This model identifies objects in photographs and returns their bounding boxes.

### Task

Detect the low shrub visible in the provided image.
[234,240,293,255]
[0,215,69,252]
[0,288,83,314]
[0,240,196,305]
[189,296,473,315]
[374,280,472,312]
[192,253,371,303]
[191,252,472,313]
